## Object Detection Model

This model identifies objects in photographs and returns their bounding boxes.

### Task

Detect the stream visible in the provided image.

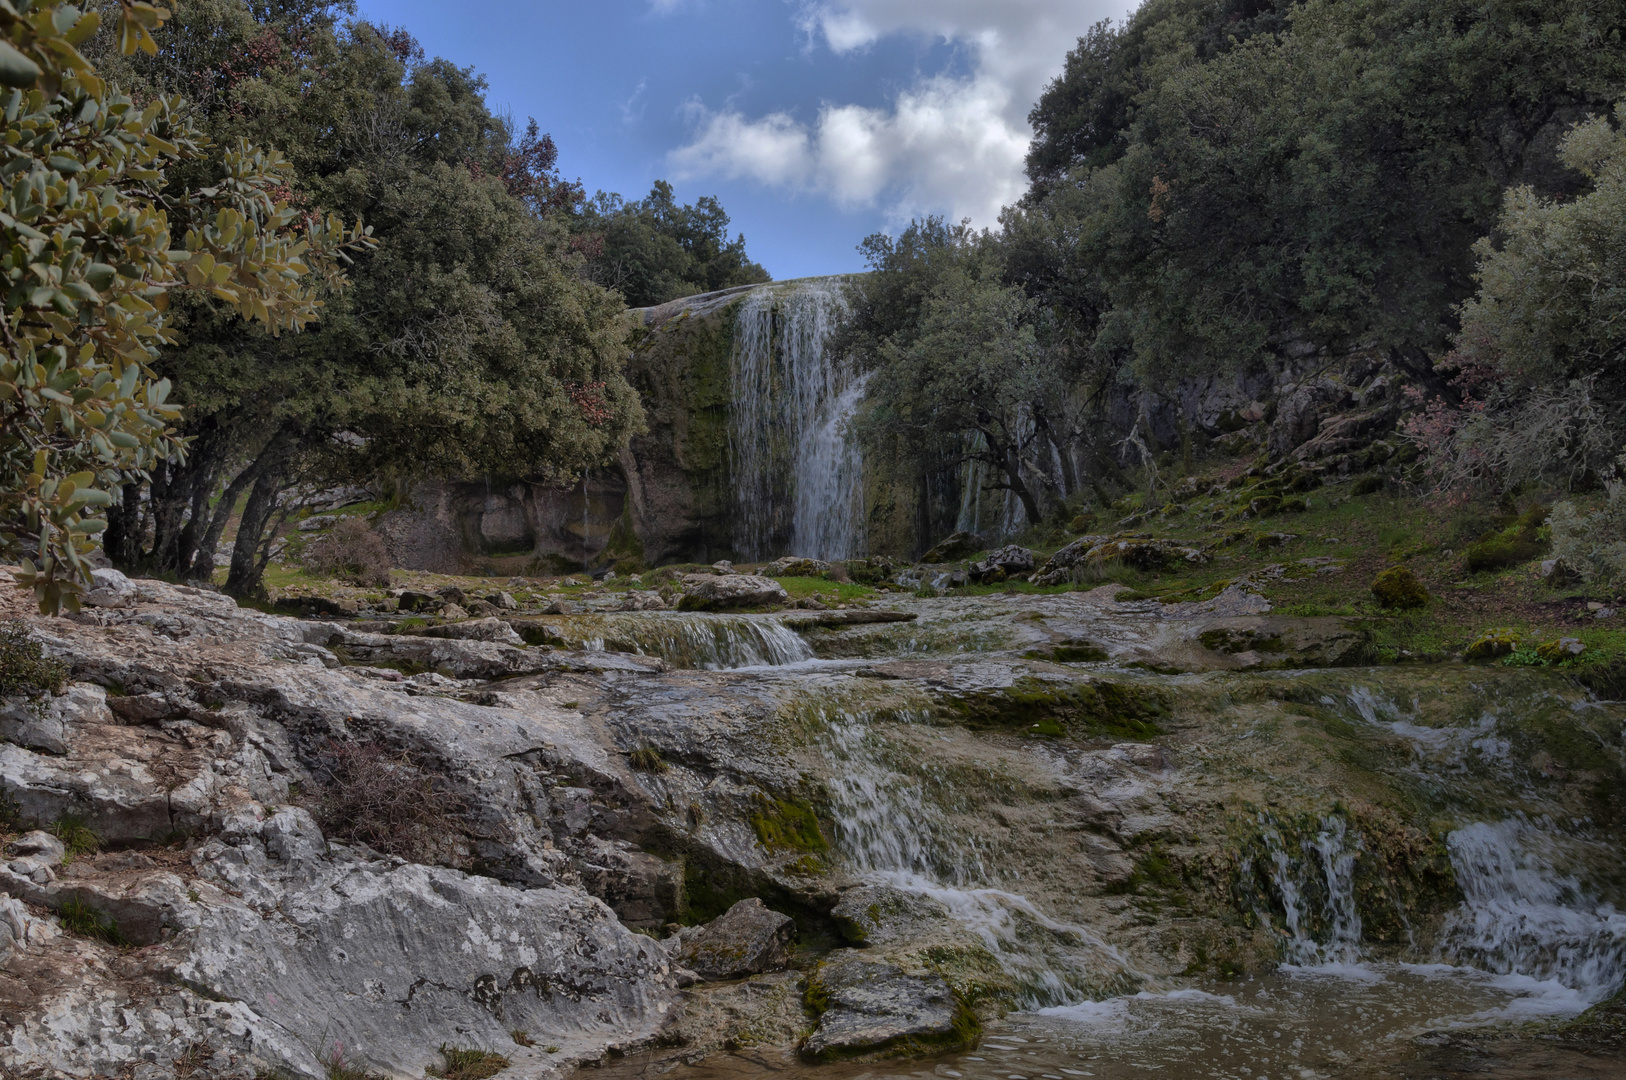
[563,593,1625,1079]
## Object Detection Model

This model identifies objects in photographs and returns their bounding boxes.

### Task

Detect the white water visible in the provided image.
[547,613,814,669]
[1254,815,1367,965]
[1441,818,1626,1007]
[730,280,867,562]
[816,707,1140,1006]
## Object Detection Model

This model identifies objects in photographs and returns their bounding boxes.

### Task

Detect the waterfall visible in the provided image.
[1250,815,1367,966]
[815,706,1140,1006]
[730,280,866,562]
[1441,819,1626,1005]
[537,613,813,670]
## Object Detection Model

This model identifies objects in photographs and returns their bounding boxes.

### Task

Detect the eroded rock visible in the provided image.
[802,950,979,1061]
[677,574,789,611]
[677,897,794,981]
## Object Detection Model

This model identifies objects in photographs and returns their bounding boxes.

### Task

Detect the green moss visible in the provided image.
[0,620,67,699]
[800,977,982,1063]
[750,795,829,853]
[1371,566,1429,609]
[1464,630,1518,662]
[1200,628,1286,654]
[949,676,1166,741]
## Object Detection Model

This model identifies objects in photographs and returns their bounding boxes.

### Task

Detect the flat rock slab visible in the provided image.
[677,575,788,611]
[802,950,978,1061]
[677,897,794,981]
[171,859,680,1078]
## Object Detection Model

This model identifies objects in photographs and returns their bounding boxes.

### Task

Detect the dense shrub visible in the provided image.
[1371,567,1429,609]
[1548,463,1626,591]
[311,740,466,864]
[1464,505,1548,573]
[0,621,67,700]
[302,519,393,588]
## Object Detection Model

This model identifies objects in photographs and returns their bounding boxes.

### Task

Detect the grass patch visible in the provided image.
[57,897,126,944]
[426,1046,510,1080]
[627,746,668,772]
[51,812,99,857]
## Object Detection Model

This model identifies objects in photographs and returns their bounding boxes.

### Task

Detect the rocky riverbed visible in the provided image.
[0,569,1622,1079]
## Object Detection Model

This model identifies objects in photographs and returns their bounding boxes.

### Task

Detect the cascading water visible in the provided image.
[1442,818,1626,1007]
[815,704,1140,1006]
[1250,815,1367,966]
[730,280,866,561]
[535,612,813,670]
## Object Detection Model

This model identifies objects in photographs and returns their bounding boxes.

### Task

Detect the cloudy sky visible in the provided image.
[353,1,1119,278]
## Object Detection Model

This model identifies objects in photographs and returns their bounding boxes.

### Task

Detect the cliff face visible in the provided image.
[373,278,1418,574]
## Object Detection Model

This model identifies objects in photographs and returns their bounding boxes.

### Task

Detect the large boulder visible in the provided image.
[677,574,788,611]
[802,950,979,1061]
[677,897,795,980]
[921,532,985,563]
[969,545,1034,583]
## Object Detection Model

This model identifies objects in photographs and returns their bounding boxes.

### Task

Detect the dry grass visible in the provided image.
[311,740,467,863]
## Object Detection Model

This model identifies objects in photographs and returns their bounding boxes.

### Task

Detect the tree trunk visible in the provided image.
[981,426,1043,526]
[225,431,294,597]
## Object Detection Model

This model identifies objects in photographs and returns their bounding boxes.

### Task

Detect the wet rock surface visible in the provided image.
[676,897,794,981]
[0,567,1620,1078]
[802,950,978,1061]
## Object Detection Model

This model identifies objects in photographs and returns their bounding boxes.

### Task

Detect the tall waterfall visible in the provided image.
[730,280,866,561]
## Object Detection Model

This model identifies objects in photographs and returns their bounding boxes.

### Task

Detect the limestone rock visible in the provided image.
[802,950,978,1061]
[831,886,951,947]
[0,683,110,755]
[487,590,519,610]
[619,590,668,611]
[677,574,788,611]
[970,544,1033,583]
[82,567,137,608]
[921,531,985,563]
[678,897,794,981]
[171,858,680,1078]
[769,556,832,577]
[414,616,525,646]
[439,601,470,620]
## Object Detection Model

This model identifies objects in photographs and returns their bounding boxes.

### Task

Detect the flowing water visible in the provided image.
[532,612,814,669]
[583,599,1625,1079]
[730,280,866,562]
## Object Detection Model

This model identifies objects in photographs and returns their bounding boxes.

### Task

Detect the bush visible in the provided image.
[1371,566,1429,609]
[311,740,466,863]
[0,621,67,700]
[426,1047,510,1080]
[1549,464,1626,590]
[302,518,393,588]
[1464,504,1548,573]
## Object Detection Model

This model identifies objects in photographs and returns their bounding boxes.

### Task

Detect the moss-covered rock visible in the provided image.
[1464,631,1518,662]
[801,951,981,1062]
[947,675,1167,740]
[1371,566,1429,609]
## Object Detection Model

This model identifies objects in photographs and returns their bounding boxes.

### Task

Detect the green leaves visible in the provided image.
[0,0,372,611]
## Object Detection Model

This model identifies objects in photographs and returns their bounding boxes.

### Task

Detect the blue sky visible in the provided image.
[351,1,1120,280]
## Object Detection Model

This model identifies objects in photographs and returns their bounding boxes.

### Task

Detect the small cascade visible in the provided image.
[815,706,1139,1006]
[730,280,866,561]
[1441,819,1626,1005]
[1249,815,1366,965]
[540,613,814,670]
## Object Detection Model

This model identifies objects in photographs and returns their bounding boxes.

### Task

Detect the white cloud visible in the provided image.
[670,0,1116,225]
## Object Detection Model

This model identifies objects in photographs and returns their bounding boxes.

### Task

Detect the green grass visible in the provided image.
[57,897,125,944]
[51,812,99,857]
[426,1046,510,1080]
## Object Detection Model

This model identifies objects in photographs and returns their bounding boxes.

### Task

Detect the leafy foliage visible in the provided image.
[95,6,642,596]
[1549,457,1626,590]
[0,0,369,611]
[575,180,769,307]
